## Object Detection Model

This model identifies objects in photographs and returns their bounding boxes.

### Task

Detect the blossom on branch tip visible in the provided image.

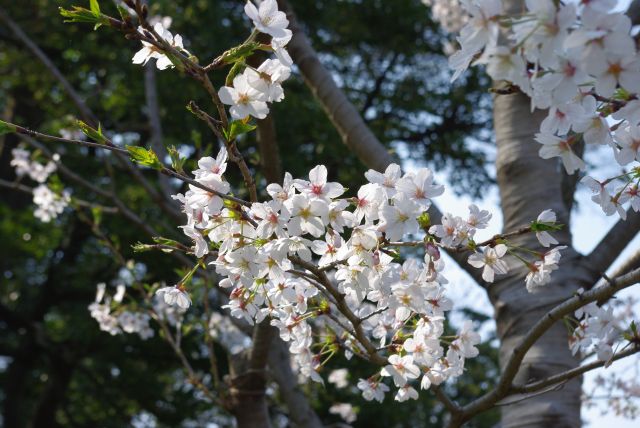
[156,285,192,309]
[132,22,188,70]
[244,0,290,40]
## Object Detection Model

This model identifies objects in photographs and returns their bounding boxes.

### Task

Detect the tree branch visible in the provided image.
[452,266,640,425]
[0,6,97,125]
[10,122,251,208]
[0,178,118,213]
[581,210,640,284]
[0,6,183,220]
[510,345,640,395]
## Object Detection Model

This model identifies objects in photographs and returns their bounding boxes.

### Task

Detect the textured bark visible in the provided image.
[268,340,324,428]
[256,114,282,185]
[227,350,273,428]
[491,91,587,427]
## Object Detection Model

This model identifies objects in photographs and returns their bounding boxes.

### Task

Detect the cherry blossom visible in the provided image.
[218,73,269,120]
[244,0,291,40]
[467,244,508,282]
[132,22,188,70]
[156,285,192,309]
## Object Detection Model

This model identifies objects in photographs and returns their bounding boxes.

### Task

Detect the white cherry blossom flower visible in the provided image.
[467,244,508,282]
[294,165,345,200]
[381,354,420,387]
[245,58,291,103]
[365,163,402,198]
[613,125,640,165]
[218,73,269,120]
[357,378,389,402]
[525,246,566,292]
[329,403,357,423]
[132,22,187,70]
[186,175,230,216]
[395,385,419,402]
[181,225,209,257]
[244,0,290,39]
[156,285,192,309]
[193,148,228,179]
[379,194,420,241]
[287,194,329,238]
[395,167,444,209]
[536,132,586,174]
[328,369,349,389]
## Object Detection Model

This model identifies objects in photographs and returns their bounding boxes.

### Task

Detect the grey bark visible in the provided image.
[491,90,589,427]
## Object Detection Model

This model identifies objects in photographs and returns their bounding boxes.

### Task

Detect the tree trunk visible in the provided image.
[491,89,589,427]
[227,349,273,428]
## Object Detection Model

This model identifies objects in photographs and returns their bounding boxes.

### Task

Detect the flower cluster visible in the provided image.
[447,0,640,219]
[329,403,357,424]
[218,0,293,119]
[10,146,70,222]
[438,207,565,291]
[568,297,631,362]
[217,0,292,120]
[89,283,154,339]
[166,147,505,400]
[32,184,71,223]
[11,147,58,183]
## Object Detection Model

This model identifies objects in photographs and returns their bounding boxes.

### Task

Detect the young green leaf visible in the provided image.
[59,5,109,29]
[224,120,256,142]
[76,120,107,144]
[0,120,17,136]
[90,0,101,15]
[167,145,186,174]
[126,146,163,170]
[220,42,260,65]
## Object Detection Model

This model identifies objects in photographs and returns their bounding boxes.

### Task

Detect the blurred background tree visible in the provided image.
[0,0,497,426]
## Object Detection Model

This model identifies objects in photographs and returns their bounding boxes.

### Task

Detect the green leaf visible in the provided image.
[530,221,563,232]
[90,0,101,15]
[0,120,17,136]
[167,145,186,174]
[91,206,103,227]
[126,146,162,170]
[76,120,107,143]
[223,120,256,142]
[225,61,246,87]
[220,42,260,65]
[116,4,131,21]
[152,236,183,248]
[59,5,109,29]
[417,212,431,230]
